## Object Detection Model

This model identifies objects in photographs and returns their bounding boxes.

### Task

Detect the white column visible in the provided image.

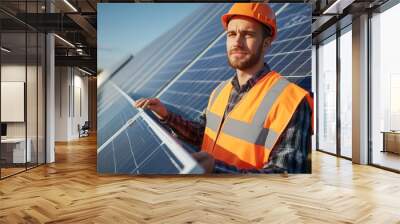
[352,14,369,164]
[46,1,55,163]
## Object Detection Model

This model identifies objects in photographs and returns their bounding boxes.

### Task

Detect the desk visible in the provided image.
[1,138,31,163]
[381,131,400,154]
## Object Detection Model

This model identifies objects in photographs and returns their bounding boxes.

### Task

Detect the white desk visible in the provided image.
[1,138,31,163]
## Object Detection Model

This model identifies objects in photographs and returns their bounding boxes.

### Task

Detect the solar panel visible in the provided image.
[98,116,203,174]
[97,3,312,174]
[158,36,233,120]
[269,3,312,90]
[97,82,139,146]
[130,5,232,99]
[97,4,230,148]
[106,4,232,97]
[97,83,203,174]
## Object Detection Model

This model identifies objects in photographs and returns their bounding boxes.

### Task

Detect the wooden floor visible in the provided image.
[1,167,26,178]
[372,150,400,171]
[1,163,44,178]
[0,135,400,224]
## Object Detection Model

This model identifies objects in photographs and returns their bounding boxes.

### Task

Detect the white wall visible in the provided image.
[71,72,89,138]
[55,66,69,141]
[1,63,46,163]
[1,65,36,138]
[55,67,89,141]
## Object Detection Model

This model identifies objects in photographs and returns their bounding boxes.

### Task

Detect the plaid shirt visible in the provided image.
[162,64,312,173]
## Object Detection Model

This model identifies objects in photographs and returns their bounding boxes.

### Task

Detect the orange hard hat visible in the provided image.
[221,3,277,41]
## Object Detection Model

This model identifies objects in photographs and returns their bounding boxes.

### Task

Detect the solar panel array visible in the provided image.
[158,3,311,120]
[268,4,312,91]
[97,3,312,174]
[98,116,185,174]
[97,82,138,146]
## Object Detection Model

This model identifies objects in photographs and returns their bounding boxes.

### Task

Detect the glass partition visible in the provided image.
[1,30,28,177]
[0,1,46,179]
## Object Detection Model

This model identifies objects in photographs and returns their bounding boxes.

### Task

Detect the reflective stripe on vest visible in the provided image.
[201,71,312,169]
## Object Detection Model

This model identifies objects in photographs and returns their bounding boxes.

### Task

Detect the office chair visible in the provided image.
[79,121,90,138]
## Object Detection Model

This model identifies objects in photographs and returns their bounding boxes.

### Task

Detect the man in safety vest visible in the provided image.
[135,3,313,174]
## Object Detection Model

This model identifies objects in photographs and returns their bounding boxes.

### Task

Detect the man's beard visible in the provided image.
[227,44,264,70]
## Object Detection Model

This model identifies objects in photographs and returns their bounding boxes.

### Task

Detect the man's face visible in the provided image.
[226,16,268,70]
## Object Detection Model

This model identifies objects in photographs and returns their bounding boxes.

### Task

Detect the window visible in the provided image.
[317,36,337,154]
[371,3,400,171]
[339,28,352,158]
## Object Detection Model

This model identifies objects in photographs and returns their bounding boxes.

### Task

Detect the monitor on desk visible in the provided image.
[1,123,7,138]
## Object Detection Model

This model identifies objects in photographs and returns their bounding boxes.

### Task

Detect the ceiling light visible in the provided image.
[54,34,75,48]
[322,0,355,15]
[323,0,341,14]
[78,67,93,76]
[1,47,11,53]
[63,0,78,12]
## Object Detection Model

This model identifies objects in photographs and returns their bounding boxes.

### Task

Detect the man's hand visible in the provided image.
[134,98,169,120]
[191,152,215,173]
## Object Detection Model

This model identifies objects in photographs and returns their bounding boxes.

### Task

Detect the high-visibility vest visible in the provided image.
[201,71,313,169]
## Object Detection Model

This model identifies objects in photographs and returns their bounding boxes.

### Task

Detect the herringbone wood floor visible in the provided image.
[1,134,400,224]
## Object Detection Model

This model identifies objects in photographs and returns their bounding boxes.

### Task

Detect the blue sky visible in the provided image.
[98,3,203,72]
